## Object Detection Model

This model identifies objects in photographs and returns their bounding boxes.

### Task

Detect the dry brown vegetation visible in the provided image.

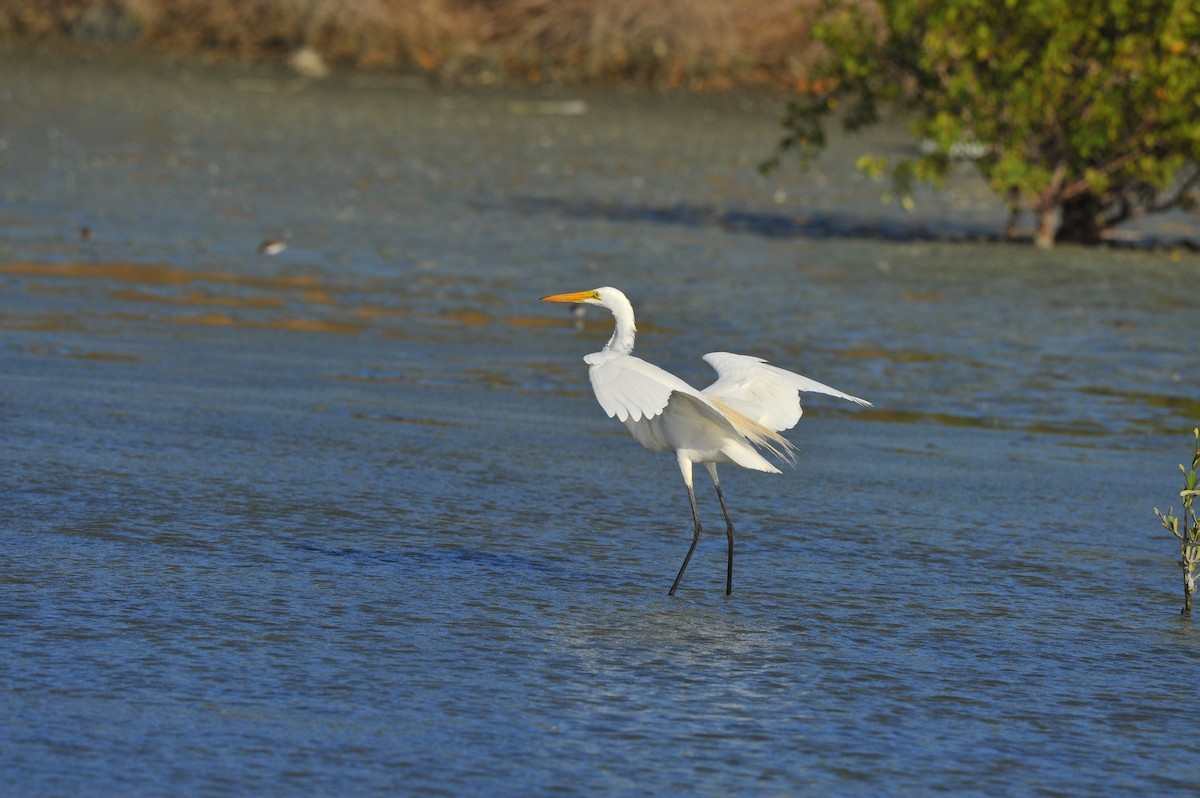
[0,0,852,88]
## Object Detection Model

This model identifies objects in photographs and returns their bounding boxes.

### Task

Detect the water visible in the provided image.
[3,47,1199,796]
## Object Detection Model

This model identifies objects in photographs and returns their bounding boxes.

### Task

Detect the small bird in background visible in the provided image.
[542,286,870,596]
[258,238,288,256]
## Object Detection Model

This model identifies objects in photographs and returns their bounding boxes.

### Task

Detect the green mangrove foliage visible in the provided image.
[1155,428,1200,615]
[766,0,1200,246]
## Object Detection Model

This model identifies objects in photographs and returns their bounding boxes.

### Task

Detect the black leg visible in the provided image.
[711,477,736,596]
[668,482,703,596]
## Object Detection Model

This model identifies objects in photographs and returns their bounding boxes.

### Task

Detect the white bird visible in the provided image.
[542,286,871,596]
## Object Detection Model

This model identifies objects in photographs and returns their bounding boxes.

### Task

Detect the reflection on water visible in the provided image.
[2,47,1200,797]
[504,194,1003,241]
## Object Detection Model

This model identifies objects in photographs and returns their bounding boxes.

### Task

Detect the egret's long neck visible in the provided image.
[603,294,637,355]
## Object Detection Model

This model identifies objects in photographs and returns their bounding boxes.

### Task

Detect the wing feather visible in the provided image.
[584,351,712,423]
[701,351,871,432]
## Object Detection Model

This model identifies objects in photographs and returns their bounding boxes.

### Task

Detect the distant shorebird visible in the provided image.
[258,238,288,256]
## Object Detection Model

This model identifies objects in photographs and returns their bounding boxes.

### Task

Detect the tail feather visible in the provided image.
[709,397,798,464]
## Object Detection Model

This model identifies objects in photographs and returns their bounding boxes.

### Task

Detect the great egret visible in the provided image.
[541,286,870,596]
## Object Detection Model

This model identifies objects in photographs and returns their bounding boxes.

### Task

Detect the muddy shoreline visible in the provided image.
[0,0,854,89]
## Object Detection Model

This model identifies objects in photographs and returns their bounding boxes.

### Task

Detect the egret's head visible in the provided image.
[540,287,635,353]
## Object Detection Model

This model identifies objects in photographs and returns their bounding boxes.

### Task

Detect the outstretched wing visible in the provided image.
[701,351,871,432]
[584,350,714,423]
[584,350,791,468]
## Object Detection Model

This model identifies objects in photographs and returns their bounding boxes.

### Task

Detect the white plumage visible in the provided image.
[702,351,869,429]
[542,286,870,596]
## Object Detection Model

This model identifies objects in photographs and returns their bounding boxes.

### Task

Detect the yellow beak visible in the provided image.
[541,290,598,303]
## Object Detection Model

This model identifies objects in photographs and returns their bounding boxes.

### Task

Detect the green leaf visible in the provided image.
[855,154,889,180]
[768,0,1200,245]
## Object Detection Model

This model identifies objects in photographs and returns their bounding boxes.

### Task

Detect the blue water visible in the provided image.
[3,47,1199,796]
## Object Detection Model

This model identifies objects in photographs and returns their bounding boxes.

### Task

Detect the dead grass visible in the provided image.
[0,0,860,88]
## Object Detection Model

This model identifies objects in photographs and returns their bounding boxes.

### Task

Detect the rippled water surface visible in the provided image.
[3,48,1200,796]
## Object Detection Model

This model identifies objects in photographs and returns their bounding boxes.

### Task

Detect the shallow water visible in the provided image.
[3,48,1200,796]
